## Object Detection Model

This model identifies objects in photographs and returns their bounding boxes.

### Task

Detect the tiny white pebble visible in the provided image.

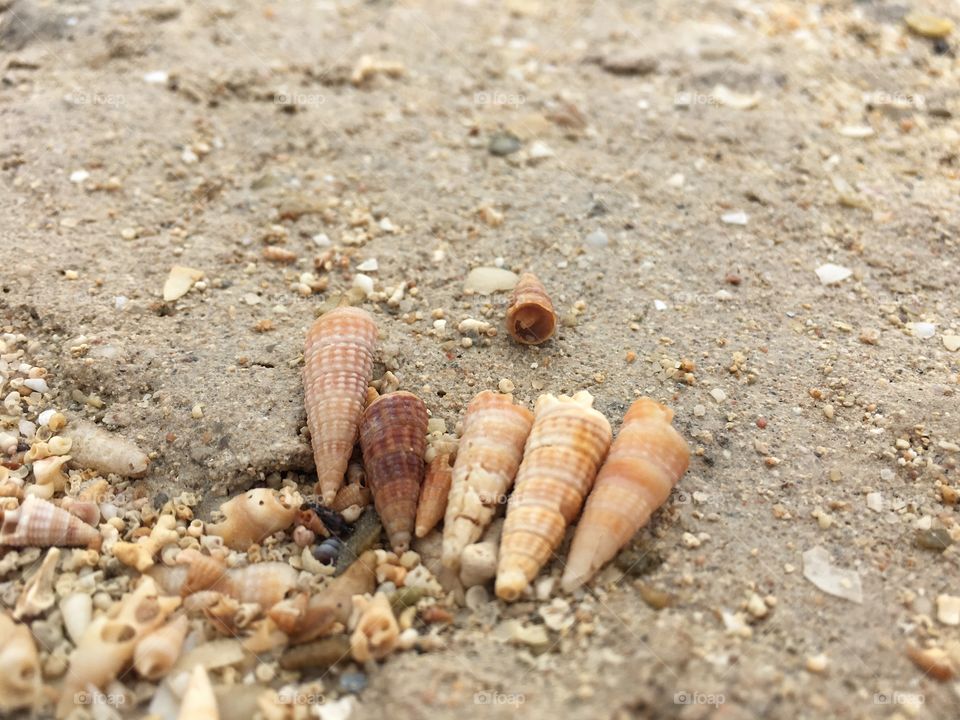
[69,169,89,184]
[23,378,49,394]
[709,388,727,403]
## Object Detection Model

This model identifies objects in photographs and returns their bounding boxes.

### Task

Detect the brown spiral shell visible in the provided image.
[505,273,556,345]
[304,306,378,505]
[495,391,612,601]
[359,391,428,553]
[562,398,690,592]
[330,482,372,514]
[415,452,454,539]
[0,495,100,549]
[441,391,533,569]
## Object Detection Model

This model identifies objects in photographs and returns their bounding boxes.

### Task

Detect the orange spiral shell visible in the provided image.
[304,306,378,505]
[415,452,454,539]
[441,391,533,569]
[359,391,428,553]
[495,391,612,601]
[505,273,556,345]
[561,398,690,592]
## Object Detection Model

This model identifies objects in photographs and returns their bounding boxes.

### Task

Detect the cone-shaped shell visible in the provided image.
[505,273,556,345]
[134,614,189,680]
[304,306,378,504]
[562,398,690,592]
[495,391,612,601]
[442,392,533,569]
[0,495,100,548]
[205,488,299,550]
[0,612,41,713]
[415,452,453,539]
[178,664,219,720]
[176,549,235,597]
[330,482,372,514]
[359,391,428,553]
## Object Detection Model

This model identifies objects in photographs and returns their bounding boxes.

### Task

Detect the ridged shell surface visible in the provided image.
[0,496,100,548]
[495,391,612,601]
[415,452,453,539]
[561,398,690,592]
[359,391,428,553]
[442,392,533,569]
[505,273,556,345]
[304,307,378,504]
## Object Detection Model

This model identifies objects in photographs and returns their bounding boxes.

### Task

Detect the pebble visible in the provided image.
[916,528,952,552]
[69,170,89,184]
[339,672,368,694]
[353,273,375,296]
[163,265,203,302]
[666,173,685,188]
[712,85,761,110]
[839,126,874,139]
[805,654,829,674]
[866,493,882,512]
[693,404,706,417]
[907,322,936,339]
[653,299,667,311]
[880,468,895,481]
[721,211,748,225]
[746,593,768,618]
[510,623,549,649]
[709,388,726,403]
[905,12,954,39]
[356,258,378,272]
[584,230,609,248]
[143,70,169,84]
[488,132,521,157]
[815,263,852,285]
[23,378,48,393]
[943,335,960,352]
[528,141,554,161]
[802,546,863,604]
[463,267,519,294]
[936,595,960,626]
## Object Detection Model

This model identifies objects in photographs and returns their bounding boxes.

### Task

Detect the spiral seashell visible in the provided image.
[561,398,689,591]
[359,391,428,553]
[0,612,41,713]
[175,549,234,597]
[229,562,298,609]
[495,391,612,602]
[206,488,299,550]
[63,420,149,477]
[505,272,556,345]
[415,452,454,539]
[134,614,189,680]
[349,592,399,662]
[58,497,101,527]
[304,306,379,504]
[442,392,533,569]
[0,495,100,549]
[330,482,372,514]
[178,664,219,720]
[59,577,180,718]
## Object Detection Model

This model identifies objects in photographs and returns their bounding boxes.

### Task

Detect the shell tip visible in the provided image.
[494,571,527,602]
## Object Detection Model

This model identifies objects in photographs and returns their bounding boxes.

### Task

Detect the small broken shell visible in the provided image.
[31,455,71,493]
[62,420,149,477]
[59,592,93,645]
[134,614,189,680]
[114,514,179,572]
[229,562,299,609]
[0,495,100,549]
[13,547,59,619]
[350,592,399,662]
[359,391,428,553]
[178,664,219,720]
[505,272,556,345]
[0,612,42,713]
[415,452,453,539]
[206,488,299,550]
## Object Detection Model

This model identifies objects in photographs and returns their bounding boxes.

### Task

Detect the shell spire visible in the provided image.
[505,273,556,345]
[0,495,100,549]
[415,452,454,539]
[359,391,428,553]
[442,391,533,569]
[562,398,690,592]
[304,306,378,505]
[495,391,612,601]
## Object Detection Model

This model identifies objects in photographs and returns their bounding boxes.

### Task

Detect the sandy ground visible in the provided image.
[2,0,960,718]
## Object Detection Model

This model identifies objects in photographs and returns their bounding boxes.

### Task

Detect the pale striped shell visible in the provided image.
[495,391,612,601]
[442,392,533,569]
[0,495,100,548]
[505,272,556,345]
[304,306,378,505]
[562,398,690,592]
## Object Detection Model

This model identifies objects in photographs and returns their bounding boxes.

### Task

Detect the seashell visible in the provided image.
[59,577,180,718]
[562,398,690,592]
[59,592,93,645]
[284,550,376,644]
[292,525,316,548]
[242,617,289,654]
[58,497,100,527]
[31,454,71,493]
[415,452,453,539]
[0,495,101,549]
[304,306,378,504]
[279,634,352,671]
[229,562,298,609]
[62,420,149,477]
[359,391,428,553]
[459,518,502,589]
[47,435,72,456]
[77,478,110,504]
[114,514,179,572]
[442,391,533,569]
[505,272,556,345]
[0,612,42,713]
[496,391,612,602]
[313,536,344,565]
[134,614,189,680]
[175,549,234,597]
[330,482,372,514]
[267,592,308,636]
[178,664,219,720]
[206,488,299,550]
[13,546,59,619]
[350,592,399,662]
[24,441,50,463]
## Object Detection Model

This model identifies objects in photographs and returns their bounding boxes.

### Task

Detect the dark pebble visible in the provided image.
[488,132,521,157]
[340,672,368,694]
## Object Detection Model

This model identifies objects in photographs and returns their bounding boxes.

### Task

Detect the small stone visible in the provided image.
[191,404,203,420]
[498,379,515,394]
[510,623,550,650]
[488,132,521,157]
[802,546,863,604]
[908,322,936,339]
[859,328,880,345]
[815,263,852,285]
[866,492,883,512]
[880,468,895,481]
[528,141,554,161]
[839,126,874,139]
[69,170,89,184]
[340,671,368,694]
[943,335,960,352]
[666,173,685,188]
[243,293,261,305]
[653,299,667,311]
[681,532,701,548]
[162,265,203,302]
[120,227,137,241]
[709,388,726,403]
[822,404,834,420]
[353,273,375,297]
[721,211,748,225]
[916,528,953,552]
[806,654,829,674]
[693,404,706,417]
[712,85,761,110]
[905,12,954,39]
[463,267,519,294]
[600,52,658,76]
[356,258,378,272]
[746,593,768,618]
[936,595,960,626]
[584,229,609,248]
[143,70,169,84]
